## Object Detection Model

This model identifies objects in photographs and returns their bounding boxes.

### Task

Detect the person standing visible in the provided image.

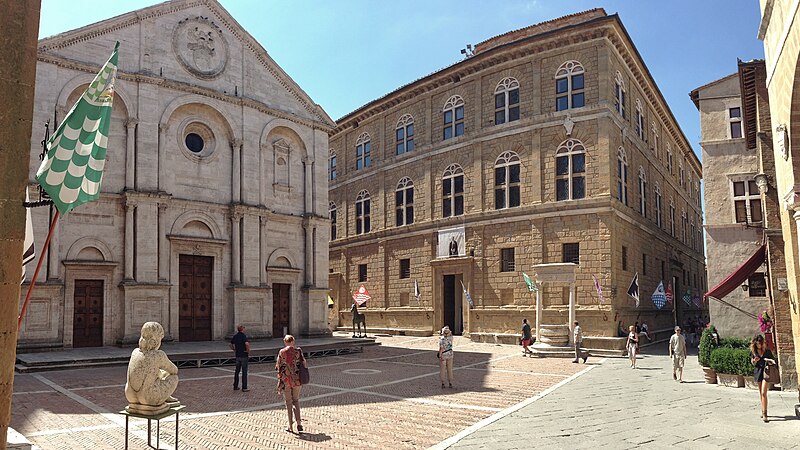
[521,319,532,356]
[572,321,588,363]
[626,325,639,368]
[438,326,454,388]
[668,326,687,382]
[229,325,250,391]
[750,334,776,422]
[276,335,307,433]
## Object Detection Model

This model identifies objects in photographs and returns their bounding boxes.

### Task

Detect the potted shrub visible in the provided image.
[698,326,718,384]
[710,347,748,388]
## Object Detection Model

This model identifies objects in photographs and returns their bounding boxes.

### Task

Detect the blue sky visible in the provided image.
[39,0,765,162]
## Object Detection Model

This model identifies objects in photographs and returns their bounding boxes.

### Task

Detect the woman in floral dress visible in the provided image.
[276,334,307,433]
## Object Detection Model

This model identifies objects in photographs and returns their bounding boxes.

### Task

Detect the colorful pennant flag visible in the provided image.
[522,272,537,293]
[460,280,474,308]
[627,272,640,308]
[414,279,421,303]
[327,294,335,309]
[665,282,674,305]
[682,288,693,307]
[21,192,35,284]
[352,284,371,306]
[651,281,666,310]
[35,42,119,214]
[693,294,702,308]
[591,273,605,304]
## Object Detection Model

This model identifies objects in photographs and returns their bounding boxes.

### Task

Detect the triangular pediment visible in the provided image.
[37,0,334,128]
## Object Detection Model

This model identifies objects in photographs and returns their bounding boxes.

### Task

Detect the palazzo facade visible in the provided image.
[18,0,334,348]
[328,10,707,340]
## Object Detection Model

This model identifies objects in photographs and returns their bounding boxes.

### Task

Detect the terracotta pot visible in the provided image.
[717,373,745,388]
[702,366,717,384]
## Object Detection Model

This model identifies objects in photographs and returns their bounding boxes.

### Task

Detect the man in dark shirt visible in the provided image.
[230,325,250,391]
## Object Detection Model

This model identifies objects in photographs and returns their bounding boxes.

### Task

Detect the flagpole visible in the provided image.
[18,211,60,329]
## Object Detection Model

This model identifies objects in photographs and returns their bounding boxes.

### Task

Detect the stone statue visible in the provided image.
[124,322,180,415]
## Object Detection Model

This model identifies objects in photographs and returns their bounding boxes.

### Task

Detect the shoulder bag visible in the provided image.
[298,348,310,385]
[765,362,781,384]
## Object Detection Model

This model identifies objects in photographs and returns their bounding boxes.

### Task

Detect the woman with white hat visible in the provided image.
[438,326,454,388]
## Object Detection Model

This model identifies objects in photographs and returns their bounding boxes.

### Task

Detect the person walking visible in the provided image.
[229,325,250,391]
[521,319,532,356]
[668,326,687,382]
[438,326,454,388]
[626,325,639,368]
[572,321,588,363]
[750,334,776,422]
[276,335,307,433]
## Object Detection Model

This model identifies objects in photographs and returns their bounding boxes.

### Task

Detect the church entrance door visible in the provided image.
[179,254,213,341]
[73,280,104,347]
[272,283,291,338]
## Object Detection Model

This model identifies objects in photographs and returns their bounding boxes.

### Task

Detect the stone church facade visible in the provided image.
[328,9,707,341]
[19,0,334,348]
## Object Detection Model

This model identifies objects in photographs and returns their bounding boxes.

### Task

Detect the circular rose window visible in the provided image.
[179,121,216,160]
[185,133,204,153]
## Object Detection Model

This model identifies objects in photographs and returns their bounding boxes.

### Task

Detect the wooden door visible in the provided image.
[73,280,103,347]
[443,275,456,334]
[272,283,291,338]
[179,255,213,341]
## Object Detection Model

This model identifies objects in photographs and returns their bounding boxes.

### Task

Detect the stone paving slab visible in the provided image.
[443,350,800,449]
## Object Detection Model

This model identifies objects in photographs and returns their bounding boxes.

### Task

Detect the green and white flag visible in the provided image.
[522,272,538,293]
[36,42,119,214]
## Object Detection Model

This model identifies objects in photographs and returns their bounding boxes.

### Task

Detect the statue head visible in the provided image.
[139,322,165,352]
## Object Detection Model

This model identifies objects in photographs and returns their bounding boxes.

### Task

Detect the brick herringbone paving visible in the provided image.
[11,336,586,449]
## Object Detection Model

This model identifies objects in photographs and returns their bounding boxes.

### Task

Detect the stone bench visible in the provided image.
[334,326,431,337]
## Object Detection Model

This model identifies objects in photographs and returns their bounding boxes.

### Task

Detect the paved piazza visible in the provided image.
[11,335,587,449]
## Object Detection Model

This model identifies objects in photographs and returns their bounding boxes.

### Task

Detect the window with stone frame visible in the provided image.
[329,149,337,181]
[500,248,516,272]
[399,259,411,279]
[690,219,696,250]
[638,166,647,217]
[555,60,585,111]
[682,209,688,244]
[395,177,414,227]
[635,99,646,141]
[651,122,659,157]
[443,95,465,140]
[732,179,762,224]
[355,132,371,170]
[667,144,673,174]
[617,147,628,206]
[695,182,701,207]
[562,243,580,264]
[614,71,626,118]
[358,264,368,282]
[748,273,767,297]
[670,198,676,237]
[329,202,337,240]
[355,190,371,235]
[556,138,586,201]
[495,151,521,209]
[655,182,663,229]
[679,158,685,187]
[495,77,520,125]
[396,114,415,155]
[729,106,743,139]
[442,164,465,217]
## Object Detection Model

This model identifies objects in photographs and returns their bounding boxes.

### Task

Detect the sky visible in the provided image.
[38,0,765,163]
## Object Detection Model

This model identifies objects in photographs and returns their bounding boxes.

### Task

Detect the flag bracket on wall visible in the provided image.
[23,120,55,208]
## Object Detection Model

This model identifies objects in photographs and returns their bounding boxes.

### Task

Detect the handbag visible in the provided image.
[765,363,781,384]
[298,349,310,385]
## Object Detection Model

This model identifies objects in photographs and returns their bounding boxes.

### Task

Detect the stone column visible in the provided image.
[125,119,137,190]
[157,123,166,192]
[303,157,313,214]
[231,210,241,284]
[124,199,136,280]
[47,207,61,280]
[158,202,168,281]
[259,214,267,286]
[303,218,314,286]
[232,139,242,203]
[535,284,542,343]
[568,282,576,345]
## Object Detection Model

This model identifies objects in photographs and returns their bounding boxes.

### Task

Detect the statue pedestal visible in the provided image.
[119,405,185,450]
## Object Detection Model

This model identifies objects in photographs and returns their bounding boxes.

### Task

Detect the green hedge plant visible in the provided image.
[710,347,754,376]
[698,325,717,367]
[719,337,750,349]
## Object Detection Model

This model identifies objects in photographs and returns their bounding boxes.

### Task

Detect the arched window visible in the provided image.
[396,114,415,155]
[495,77,520,125]
[616,147,628,206]
[495,151,521,209]
[690,218,696,249]
[355,190,371,234]
[679,158,685,187]
[614,71,626,118]
[638,167,647,217]
[355,133,371,170]
[555,61,585,111]
[669,198,676,237]
[666,143,673,174]
[443,164,464,217]
[682,208,688,244]
[328,149,337,181]
[651,122,659,157]
[395,177,414,226]
[556,138,586,201]
[655,182,663,228]
[695,181,700,207]
[329,202,337,240]
[635,99,645,141]
[443,95,465,140]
